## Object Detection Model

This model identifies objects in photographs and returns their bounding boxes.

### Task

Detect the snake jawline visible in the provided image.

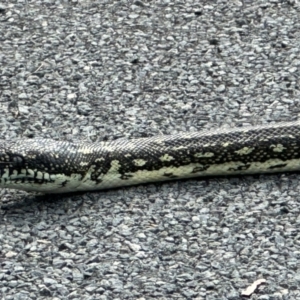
[1,158,298,193]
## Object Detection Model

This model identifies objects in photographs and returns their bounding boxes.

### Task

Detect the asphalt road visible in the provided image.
[0,0,300,299]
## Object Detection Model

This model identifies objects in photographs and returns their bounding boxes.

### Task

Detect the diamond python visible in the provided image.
[0,121,300,193]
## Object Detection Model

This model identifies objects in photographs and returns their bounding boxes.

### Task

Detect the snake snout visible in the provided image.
[0,153,25,168]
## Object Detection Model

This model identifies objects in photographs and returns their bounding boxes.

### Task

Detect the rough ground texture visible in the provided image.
[0,0,300,299]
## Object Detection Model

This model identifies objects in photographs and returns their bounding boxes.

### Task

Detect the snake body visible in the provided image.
[1,121,300,193]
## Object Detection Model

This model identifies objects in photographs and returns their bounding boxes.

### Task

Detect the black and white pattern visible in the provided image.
[1,121,300,193]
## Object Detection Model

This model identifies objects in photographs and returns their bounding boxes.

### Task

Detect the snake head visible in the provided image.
[0,141,30,188]
[0,141,25,167]
[0,139,88,193]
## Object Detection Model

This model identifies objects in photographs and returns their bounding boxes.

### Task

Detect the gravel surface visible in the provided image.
[1,0,300,299]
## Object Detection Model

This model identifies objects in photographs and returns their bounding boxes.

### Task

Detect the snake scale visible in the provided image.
[0,121,300,193]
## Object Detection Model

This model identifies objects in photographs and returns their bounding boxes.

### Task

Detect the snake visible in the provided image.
[0,121,300,193]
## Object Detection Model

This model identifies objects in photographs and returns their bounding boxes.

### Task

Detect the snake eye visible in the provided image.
[12,156,24,166]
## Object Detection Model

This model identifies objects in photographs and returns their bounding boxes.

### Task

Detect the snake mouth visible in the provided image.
[0,170,84,193]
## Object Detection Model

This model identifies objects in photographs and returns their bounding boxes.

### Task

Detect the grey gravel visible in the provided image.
[1,0,300,299]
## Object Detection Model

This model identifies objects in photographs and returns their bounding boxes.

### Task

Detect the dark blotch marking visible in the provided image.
[163,172,178,178]
[192,165,210,173]
[61,180,68,187]
[268,163,287,169]
[228,164,251,172]
[121,174,133,180]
